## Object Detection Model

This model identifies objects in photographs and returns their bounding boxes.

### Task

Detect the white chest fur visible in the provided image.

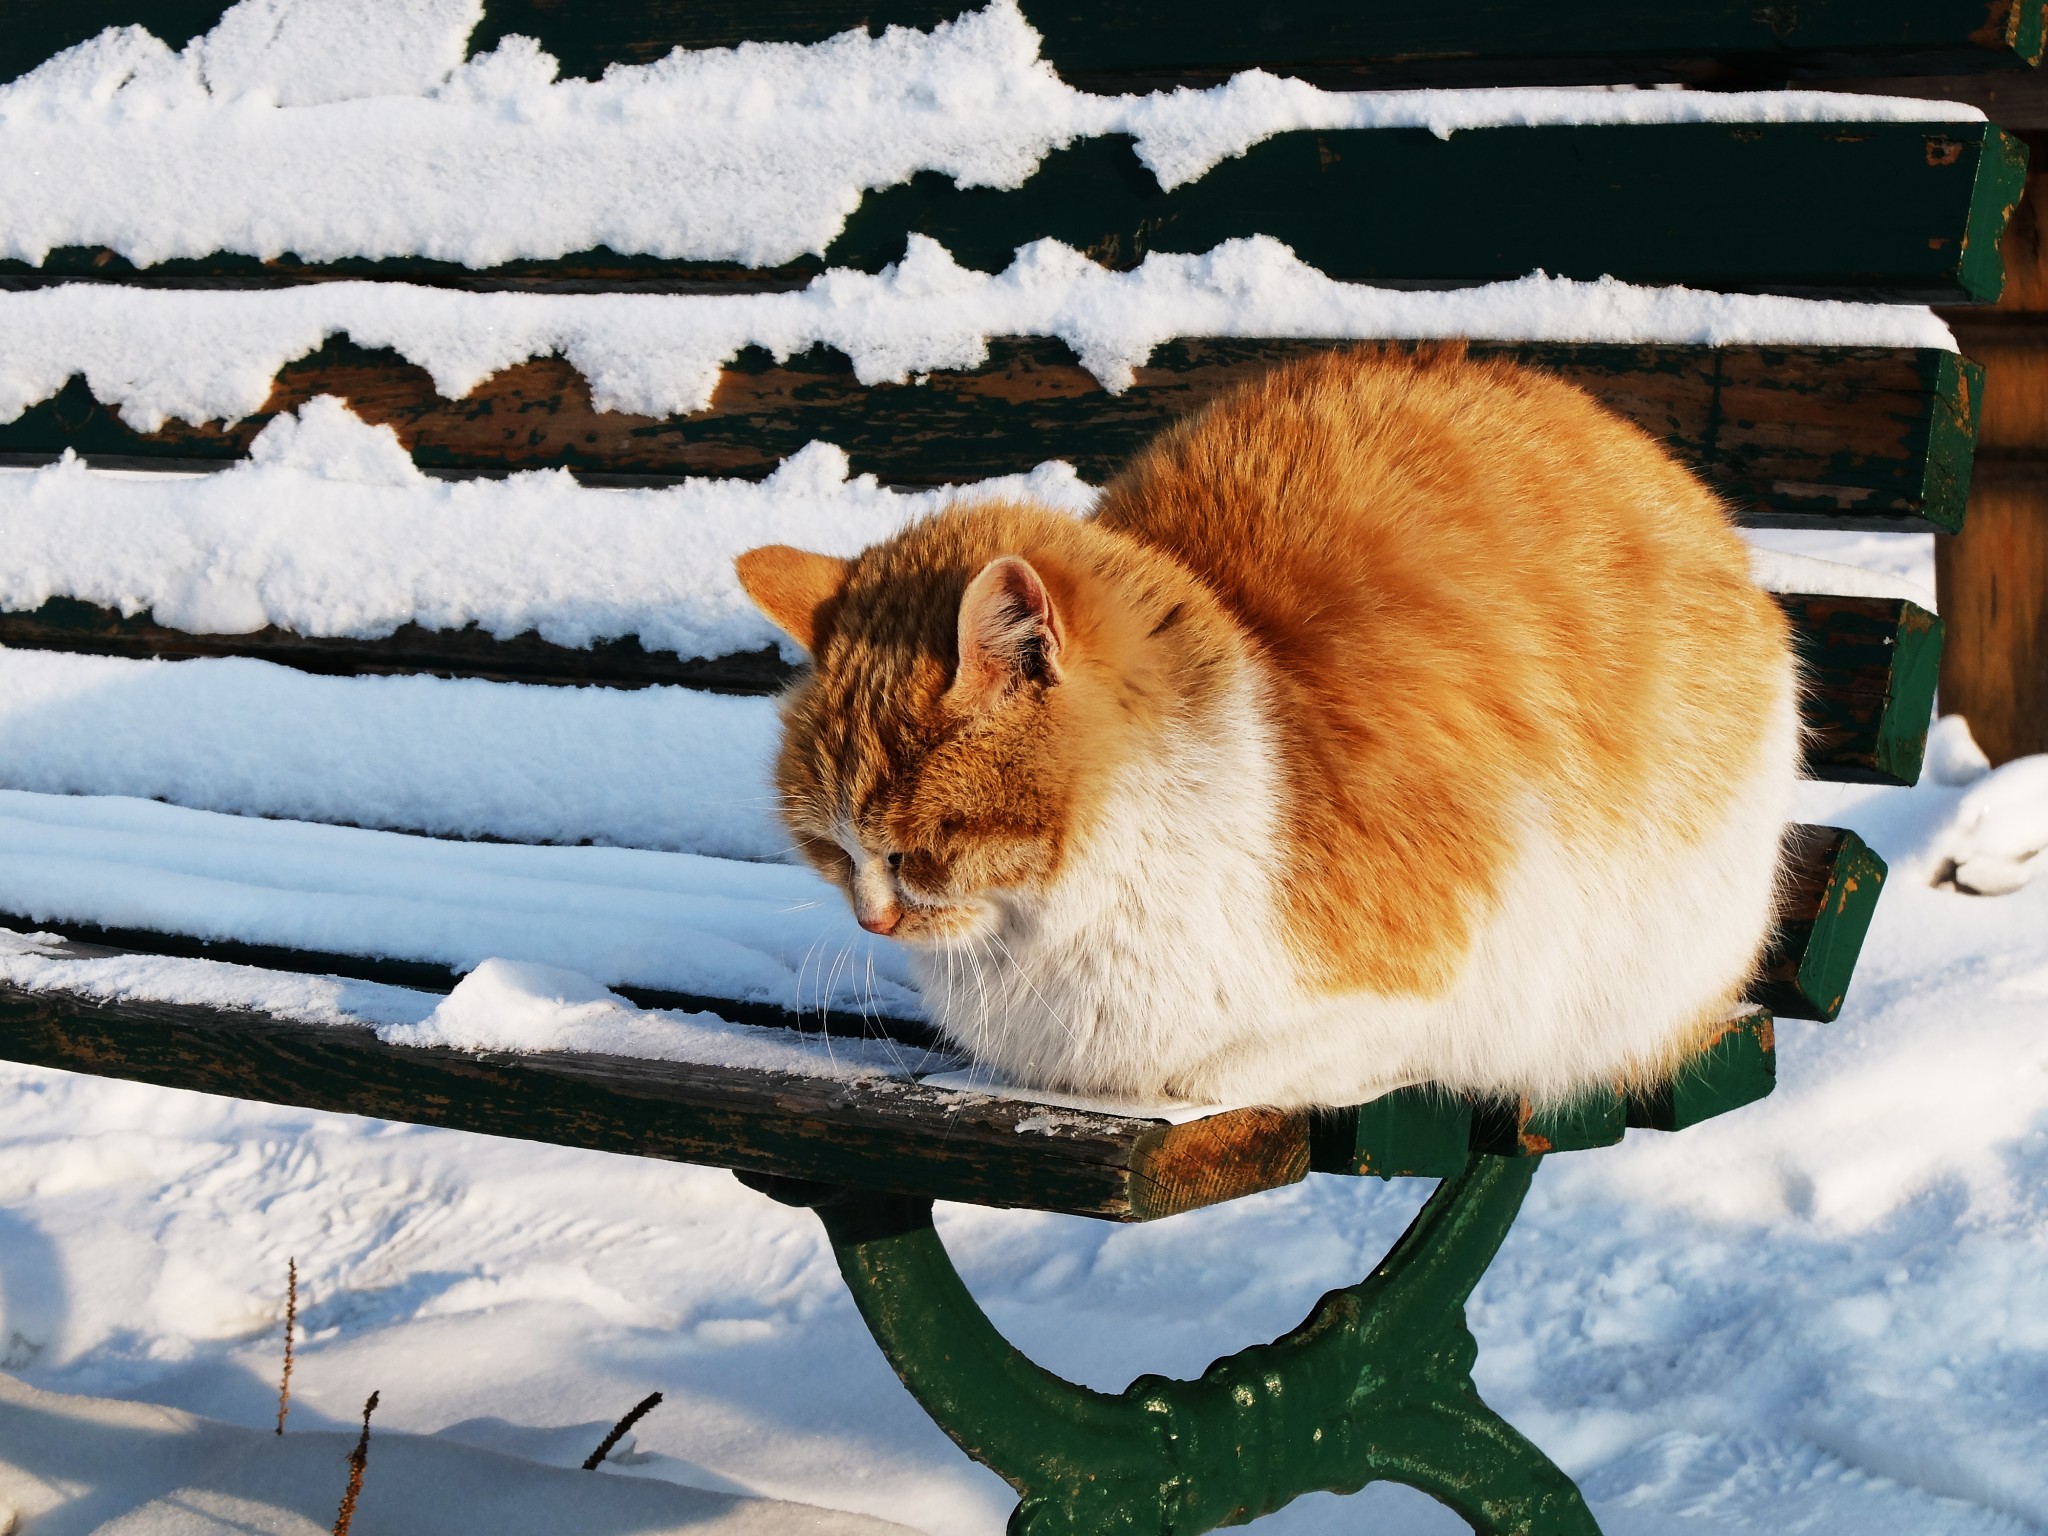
[910,667,1307,1100]
[912,657,1799,1112]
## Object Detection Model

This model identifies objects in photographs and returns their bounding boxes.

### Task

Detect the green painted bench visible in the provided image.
[0,2,2026,1531]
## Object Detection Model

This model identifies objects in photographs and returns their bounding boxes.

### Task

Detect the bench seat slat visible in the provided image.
[0,968,1309,1220]
[0,341,1984,531]
[0,951,1786,1216]
[0,820,1883,1028]
[0,951,1783,1222]
[0,593,1940,787]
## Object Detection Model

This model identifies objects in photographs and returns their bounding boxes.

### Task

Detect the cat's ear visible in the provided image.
[949,555,1064,711]
[734,545,851,653]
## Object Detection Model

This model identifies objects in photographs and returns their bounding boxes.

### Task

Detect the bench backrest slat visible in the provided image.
[9,2,2041,95]
[0,341,1985,533]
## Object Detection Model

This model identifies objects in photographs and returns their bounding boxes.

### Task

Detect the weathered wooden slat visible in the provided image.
[1932,136,2048,766]
[0,592,1939,787]
[17,2,2040,96]
[1779,594,1944,786]
[0,821,1877,1048]
[1753,825,1889,1023]
[0,908,932,1042]
[0,962,1309,1221]
[1019,1,2048,91]
[0,339,1983,531]
[0,124,2024,299]
[0,800,1851,1211]
[822,124,2024,300]
[0,599,788,695]
[1810,68,2048,132]
[0,247,815,295]
[1935,473,2048,767]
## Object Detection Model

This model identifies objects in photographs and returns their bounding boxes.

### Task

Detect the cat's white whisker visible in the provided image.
[988,929,1079,1051]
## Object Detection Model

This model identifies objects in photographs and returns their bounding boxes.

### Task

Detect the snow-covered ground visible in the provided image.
[0,479,2042,1534]
[3,0,2046,1530]
[0,744,2044,1535]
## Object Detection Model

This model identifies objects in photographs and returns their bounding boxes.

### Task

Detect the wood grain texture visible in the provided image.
[0,962,1309,1221]
[0,803,1855,1213]
[0,956,1777,1214]
[13,2,2039,93]
[1811,62,2048,131]
[1936,477,2048,763]
[0,339,1983,531]
[1931,132,2048,766]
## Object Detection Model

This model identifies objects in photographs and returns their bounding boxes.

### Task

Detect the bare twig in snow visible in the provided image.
[583,1391,663,1470]
[331,1390,379,1536]
[275,1256,297,1435]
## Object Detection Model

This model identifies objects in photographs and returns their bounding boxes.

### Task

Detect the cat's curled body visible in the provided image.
[736,348,1798,1109]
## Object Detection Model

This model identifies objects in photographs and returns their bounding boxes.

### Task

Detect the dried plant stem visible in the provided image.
[275,1256,297,1435]
[331,1390,379,1536]
[583,1390,663,1470]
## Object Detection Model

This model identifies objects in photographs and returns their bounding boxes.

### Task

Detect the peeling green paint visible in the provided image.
[790,1154,1602,1535]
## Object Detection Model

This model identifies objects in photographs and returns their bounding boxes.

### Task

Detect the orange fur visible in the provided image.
[736,346,1794,1101]
[1092,346,1788,996]
[744,501,1235,942]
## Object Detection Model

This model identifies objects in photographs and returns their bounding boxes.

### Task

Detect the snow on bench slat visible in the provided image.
[0,409,1943,861]
[0,647,789,858]
[0,402,1952,676]
[1746,548,1935,610]
[0,928,1236,1120]
[0,414,1085,661]
[0,246,1958,434]
[0,933,936,1083]
[0,789,917,1019]
[0,1,1982,272]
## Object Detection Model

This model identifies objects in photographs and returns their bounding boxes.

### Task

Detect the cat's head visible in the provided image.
[735,502,1207,948]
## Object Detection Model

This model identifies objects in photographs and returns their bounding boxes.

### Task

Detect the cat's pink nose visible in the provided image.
[858,904,902,936]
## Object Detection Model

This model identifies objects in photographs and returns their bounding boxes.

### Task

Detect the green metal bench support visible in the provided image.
[751,1152,1600,1535]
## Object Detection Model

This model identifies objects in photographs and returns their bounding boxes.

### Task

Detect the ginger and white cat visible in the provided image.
[736,347,1798,1108]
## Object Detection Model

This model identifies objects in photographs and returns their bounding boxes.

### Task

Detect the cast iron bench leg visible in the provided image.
[751,1152,1600,1535]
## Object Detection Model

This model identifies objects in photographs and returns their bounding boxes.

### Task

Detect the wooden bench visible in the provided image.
[0,4,2029,1531]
